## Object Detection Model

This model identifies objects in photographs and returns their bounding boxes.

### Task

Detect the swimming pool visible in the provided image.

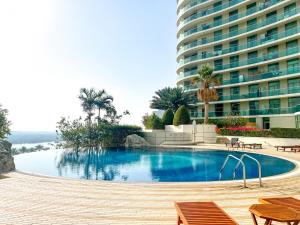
[14,149,296,182]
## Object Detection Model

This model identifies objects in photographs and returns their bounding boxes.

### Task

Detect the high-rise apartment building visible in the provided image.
[176,0,300,128]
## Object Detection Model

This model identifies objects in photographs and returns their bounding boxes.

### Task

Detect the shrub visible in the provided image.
[173,106,190,126]
[218,127,270,137]
[162,109,174,126]
[142,113,164,130]
[270,128,300,138]
[195,116,247,128]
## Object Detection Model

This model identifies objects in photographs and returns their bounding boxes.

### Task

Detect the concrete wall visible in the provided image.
[144,124,217,146]
[270,116,296,128]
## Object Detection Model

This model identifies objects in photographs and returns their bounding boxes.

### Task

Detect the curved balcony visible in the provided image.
[178,46,300,80]
[189,86,300,104]
[178,0,244,25]
[178,0,208,17]
[182,67,300,91]
[190,105,300,118]
[178,7,300,48]
[214,47,299,72]
[179,26,300,66]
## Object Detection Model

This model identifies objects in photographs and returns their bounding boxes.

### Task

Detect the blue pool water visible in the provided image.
[14,149,296,182]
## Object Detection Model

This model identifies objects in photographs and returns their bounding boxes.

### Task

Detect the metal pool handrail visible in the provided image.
[219,154,247,188]
[233,154,262,187]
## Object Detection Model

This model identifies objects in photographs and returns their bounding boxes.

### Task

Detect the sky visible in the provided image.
[0,0,177,131]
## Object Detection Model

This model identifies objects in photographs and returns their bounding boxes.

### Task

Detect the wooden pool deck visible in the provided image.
[1,146,300,225]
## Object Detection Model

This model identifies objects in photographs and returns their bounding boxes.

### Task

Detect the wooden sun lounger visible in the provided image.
[275,146,300,153]
[175,202,239,225]
[259,197,300,212]
[242,143,262,149]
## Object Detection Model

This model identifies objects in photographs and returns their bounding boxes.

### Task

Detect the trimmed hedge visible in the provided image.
[270,128,300,138]
[219,128,270,137]
[173,106,190,126]
[162,109,174,126]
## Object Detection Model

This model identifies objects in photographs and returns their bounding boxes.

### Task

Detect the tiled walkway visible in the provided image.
[1,147,300,225]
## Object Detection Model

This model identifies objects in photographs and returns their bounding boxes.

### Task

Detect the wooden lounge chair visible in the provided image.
[175,202,239,225]
[242,143,262,149]
[275,145,300,153]
[225,138,242,149]
[259,197,300,212]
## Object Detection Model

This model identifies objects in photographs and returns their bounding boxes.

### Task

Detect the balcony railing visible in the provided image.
[214,46,299,71]
[179,26,300,65]
[178,7,299,47]
[179,0,244,24]
[179,0,279,28]
[179,0,208,16]
[190,105,300,118]
[178,47,300,80]
[182,67,300,90]
[189,86,300,103]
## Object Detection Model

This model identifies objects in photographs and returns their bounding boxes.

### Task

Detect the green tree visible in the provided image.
[150,87,189,112]
[0,104,11,139]
[78,88,97,124]
[94,89,113,124]
[173,106,190,126]
[162,109,174,126]
[193,64,219,124]
[142,113,164,129]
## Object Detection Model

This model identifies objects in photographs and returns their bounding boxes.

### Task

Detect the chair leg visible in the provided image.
[251,213,258,225]
[177,215,182,225]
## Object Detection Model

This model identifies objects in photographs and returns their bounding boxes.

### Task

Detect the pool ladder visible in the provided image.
[219,154,262,188]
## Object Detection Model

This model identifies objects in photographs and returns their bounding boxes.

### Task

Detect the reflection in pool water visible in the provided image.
[14,149,296,182]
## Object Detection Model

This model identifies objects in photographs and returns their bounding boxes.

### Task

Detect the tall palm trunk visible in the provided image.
[204,102,209,124]
[97,108,101,124]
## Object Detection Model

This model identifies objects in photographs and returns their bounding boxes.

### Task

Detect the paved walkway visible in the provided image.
[1,146,300,225]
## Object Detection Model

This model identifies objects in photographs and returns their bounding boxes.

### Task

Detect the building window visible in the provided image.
[286,40,298,55]
[249,101,259,115]
[247,18,257,30]
[266,28,278,39]
[214,59,223,70]
[269,99,280,109]
[229,40,238,52]
[285,21,297,33]
[284,3,296,16]
[246,2,256,15]
[214,15,222,26]
[249,84,259,98]
[230,56,239,68]
[231,102,240,115]
[230,87,240,100]
[268,63,279,72]
[230,71,239,82]
[268,81,280,96]
[214,30,222,41]
[287,59,299,73]
[266,11,277,24]
[247,35,257,48]
[248,67,258,76]
[288,78,300,93]
[267,46,278,59]
[288,97,300,108]
[229,25,238,37]
[248,51,258,64]
[229,10,238,22]
[213,1,222,9]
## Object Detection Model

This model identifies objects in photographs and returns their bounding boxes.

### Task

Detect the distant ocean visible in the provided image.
[8,131,58,149]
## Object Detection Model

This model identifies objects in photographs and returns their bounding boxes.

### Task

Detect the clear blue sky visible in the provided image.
[0,0,177,131]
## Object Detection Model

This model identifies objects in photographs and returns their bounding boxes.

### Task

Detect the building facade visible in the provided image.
[176,0,300,128]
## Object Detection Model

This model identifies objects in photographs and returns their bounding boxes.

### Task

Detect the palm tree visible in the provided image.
[94,90,113,124]
[150,87,189,113]
[79,88,97,124]
[193,64,220,124]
